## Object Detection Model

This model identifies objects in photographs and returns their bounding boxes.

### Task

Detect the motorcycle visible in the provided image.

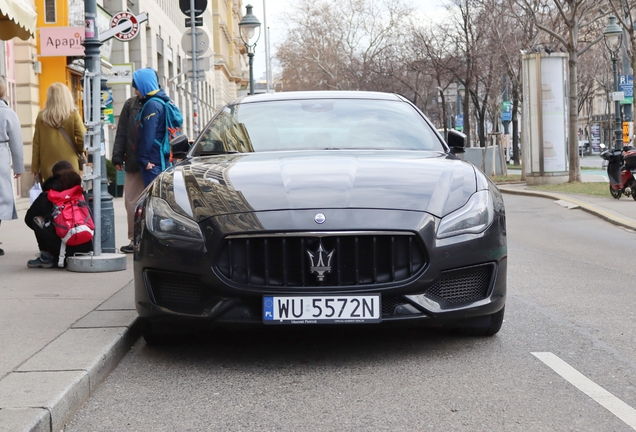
[600,145,636,200]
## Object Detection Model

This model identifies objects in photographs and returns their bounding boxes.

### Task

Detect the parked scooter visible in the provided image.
[600,145,636,200]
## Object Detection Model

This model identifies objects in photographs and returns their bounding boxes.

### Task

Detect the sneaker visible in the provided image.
[27,251,55,268]
[120,243,134,254]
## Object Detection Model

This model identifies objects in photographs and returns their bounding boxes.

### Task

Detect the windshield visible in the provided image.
[192,99,445,155]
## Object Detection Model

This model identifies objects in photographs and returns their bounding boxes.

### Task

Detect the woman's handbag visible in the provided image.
[29,182,42,205]
[58,126,86,170]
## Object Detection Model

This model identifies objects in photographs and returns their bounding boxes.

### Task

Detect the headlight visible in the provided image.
[437,190,494,239]
[145,197,204,244]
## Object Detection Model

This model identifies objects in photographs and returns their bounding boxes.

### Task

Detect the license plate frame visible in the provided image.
[263,295,381,324]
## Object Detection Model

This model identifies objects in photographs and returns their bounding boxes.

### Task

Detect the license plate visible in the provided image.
[263,295,381,324]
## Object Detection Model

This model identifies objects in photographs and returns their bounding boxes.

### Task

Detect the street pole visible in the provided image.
[239,5,261,96]
[248,51,255,95]
[70,0,125,271]
[612,55,623,151]
[83,0,103,255]
[622,27,632,124]
[190,0,199,135]
[99,77,115,253]
[263,0,270,93]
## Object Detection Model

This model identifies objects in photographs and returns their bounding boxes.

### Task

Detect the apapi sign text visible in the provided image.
[39,27,85,57]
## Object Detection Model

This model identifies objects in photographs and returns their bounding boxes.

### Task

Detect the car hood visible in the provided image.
[160,151,477,221]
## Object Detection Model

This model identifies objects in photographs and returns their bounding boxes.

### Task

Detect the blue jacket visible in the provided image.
[133,69,170,169]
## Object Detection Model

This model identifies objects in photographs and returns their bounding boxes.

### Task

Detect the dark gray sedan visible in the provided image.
[133,91,506,344]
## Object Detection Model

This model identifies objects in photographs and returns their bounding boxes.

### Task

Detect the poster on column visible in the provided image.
[540,56,567,172]
[590,123,601,153]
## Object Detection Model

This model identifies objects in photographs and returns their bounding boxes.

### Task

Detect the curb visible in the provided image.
[498,186,636,232]
[0,283,139,432]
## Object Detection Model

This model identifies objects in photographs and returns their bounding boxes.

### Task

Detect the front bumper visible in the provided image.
[134,207,506,327]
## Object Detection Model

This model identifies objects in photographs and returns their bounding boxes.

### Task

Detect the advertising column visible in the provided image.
[521,52,569,185]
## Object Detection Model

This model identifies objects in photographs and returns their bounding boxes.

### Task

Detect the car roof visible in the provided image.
[233,91,408,105]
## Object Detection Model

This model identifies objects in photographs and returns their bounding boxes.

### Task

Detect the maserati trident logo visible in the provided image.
[307,241,334,281]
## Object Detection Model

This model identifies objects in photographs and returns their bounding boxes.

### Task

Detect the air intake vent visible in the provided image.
[426,264,493,304]
[146,270,211,311]
[216,234,427,289]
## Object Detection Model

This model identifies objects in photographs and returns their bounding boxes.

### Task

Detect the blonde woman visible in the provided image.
[31,83,85,181]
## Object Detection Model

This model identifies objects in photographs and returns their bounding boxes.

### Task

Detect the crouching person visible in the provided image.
[25,160,94,268]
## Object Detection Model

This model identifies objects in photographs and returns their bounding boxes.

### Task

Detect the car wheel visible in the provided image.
[610,185,622,199]
[453,307,505,337]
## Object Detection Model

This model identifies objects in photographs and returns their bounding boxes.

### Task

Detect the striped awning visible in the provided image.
[0,0,36,40]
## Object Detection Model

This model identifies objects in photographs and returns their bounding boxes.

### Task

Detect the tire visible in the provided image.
[453,307,505,337]
[610,185,622,199]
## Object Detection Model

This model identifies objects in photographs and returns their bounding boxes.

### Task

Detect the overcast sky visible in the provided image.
[245,0,447,79]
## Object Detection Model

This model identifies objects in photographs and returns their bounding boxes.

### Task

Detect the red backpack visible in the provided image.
[48,185,95,247]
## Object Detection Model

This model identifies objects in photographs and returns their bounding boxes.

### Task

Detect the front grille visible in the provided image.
[146,271,210,311]
[426,264,493,304]
[216,234,427,288]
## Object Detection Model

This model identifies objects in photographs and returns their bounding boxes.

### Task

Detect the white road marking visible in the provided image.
[532,352,636,430]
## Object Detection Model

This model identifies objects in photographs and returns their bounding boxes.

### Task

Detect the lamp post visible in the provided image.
[239,4,261,95]
[603,15,624,151]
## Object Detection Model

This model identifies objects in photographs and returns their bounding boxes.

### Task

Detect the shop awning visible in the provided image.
[0,0,36,40]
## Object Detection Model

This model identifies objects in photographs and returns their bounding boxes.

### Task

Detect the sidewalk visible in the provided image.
[0,197,137,432]
[498,182,636,231]
[0,184,635,432]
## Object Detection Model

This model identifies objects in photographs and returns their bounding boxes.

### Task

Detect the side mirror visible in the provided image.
[170,134,191,160]
[447,129,466,154]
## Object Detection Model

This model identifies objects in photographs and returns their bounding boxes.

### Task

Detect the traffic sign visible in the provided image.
[185,17,203,27]
[179,0,207,17]
[619,75,633,105]
[183,56,210,74]
[181,29,209,55]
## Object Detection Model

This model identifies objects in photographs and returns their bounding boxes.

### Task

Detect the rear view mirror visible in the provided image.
[447,129,466,154]
[170,135,191,160]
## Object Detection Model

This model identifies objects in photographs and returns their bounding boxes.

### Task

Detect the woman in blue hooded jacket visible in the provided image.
[132,68,172,186]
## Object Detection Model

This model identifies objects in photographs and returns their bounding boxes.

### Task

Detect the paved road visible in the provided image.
[64,194,636,431]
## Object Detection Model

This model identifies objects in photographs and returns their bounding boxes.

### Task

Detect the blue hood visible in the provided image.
[132,68,159,98]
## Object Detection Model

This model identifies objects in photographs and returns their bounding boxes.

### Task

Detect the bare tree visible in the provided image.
[441,0,486,148]
[410,25,461,137]
[477,0,541,164]
[276,0,413,92]
[517,0,609,182]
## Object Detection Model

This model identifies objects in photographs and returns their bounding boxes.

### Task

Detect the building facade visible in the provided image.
[10,0,250,196]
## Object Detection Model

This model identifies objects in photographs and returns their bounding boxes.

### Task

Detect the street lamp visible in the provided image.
[239,4,261,95]
[603,15,624,151]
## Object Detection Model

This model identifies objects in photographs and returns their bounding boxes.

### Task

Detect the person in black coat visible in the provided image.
[25,160,93,268]
[111,95,144,253]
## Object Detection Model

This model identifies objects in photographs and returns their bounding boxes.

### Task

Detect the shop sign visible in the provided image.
[39,27,85,57]
[103,63,134,85]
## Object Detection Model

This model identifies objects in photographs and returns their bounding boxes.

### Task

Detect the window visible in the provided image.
[45,0,56,23]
